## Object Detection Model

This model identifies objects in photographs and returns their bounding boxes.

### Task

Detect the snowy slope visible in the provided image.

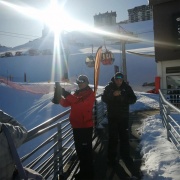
[0,20,156,91]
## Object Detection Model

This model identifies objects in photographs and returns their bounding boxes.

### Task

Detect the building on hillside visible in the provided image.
[94,11,117,27]
[149,0,180,89]
[128,5,153,23]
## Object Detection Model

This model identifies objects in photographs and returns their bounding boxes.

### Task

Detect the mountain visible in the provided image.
[0,20,156,91]
[0,45,12,52]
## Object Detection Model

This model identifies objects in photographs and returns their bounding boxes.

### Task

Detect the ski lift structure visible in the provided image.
[85,45,95,68]
[85,42,115,67]
[101,41,115,65]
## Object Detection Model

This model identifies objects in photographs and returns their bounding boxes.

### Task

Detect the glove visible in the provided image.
[61,88,70,98]
[52,82,62,104]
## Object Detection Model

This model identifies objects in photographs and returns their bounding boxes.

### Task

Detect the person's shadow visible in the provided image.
[106,162,131,180]
[93,127,131,180]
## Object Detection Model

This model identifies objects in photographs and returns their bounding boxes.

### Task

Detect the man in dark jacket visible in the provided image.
[102,72,140,178]
[52,75,95,180]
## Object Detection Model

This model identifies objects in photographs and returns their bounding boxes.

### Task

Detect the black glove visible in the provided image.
[61,88,70,98]
[52,82,62,104]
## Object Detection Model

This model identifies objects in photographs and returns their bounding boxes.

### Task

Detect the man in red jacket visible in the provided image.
[54,75,95,180]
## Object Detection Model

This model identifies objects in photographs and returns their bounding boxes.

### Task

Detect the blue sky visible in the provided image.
[0,0,148,47]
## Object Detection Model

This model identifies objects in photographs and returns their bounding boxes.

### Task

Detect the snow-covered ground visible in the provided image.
[0,82,180,180]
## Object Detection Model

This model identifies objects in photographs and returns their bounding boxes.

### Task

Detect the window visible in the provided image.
[166,75,180,89]
[166,66,180,74]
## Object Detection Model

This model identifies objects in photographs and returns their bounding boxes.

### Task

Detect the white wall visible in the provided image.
[157,59,180,89]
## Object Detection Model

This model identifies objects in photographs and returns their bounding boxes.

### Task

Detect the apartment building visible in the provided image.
[128,5,153,23]
[94,11,117,27]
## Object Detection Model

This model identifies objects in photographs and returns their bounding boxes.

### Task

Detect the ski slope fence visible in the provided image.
[0,76,54,94]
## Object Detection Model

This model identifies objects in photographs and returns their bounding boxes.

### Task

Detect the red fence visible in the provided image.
[0,77,54,94]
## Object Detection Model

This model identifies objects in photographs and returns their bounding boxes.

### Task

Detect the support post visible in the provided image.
[122,41,127,82]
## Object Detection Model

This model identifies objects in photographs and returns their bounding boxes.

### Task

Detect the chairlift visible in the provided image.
[85,45,95,68]
[101,41,115,65]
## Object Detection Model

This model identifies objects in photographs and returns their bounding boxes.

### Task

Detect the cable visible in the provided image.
[0,30,40,40]
[0,30,39,38]
[0,33,37,40]
[137,30,153,34]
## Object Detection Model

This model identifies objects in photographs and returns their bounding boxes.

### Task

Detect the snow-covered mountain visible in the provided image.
[0,45,12,52]
[0,20,156,91]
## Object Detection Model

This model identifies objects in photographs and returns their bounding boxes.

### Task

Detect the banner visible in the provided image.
[94,46,102,94]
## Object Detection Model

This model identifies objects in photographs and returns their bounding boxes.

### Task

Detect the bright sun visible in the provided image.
[0,0,128,38]
[0,0,78,35]
[0,0,139,82]
[41,0,73,34]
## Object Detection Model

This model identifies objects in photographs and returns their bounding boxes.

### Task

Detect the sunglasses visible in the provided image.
[115,76,123,79]
[76,79,85,84]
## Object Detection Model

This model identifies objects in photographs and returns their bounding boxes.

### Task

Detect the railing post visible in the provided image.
[58,122,63,176]
[164,105,171,141]
[159,95,166,126]
[159,94,162,116]
[54,122,63,178]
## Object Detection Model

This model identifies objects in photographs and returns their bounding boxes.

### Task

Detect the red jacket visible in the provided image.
[59,86,95,128]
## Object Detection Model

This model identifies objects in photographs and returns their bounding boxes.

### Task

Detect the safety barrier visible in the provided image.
[19,94,106,179]
[159,89,180,152]
[0,77,54,94]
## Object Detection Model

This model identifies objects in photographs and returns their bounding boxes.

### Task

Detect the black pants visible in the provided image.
[108,118,130,162]
[73,127,93,177]
[108,118,139,177]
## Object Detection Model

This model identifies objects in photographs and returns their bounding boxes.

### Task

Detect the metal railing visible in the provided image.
[159,89,180,152]
[19,94,106,180]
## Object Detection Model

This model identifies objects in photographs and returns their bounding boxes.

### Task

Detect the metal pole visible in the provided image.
[7,69,8,85]
[121,41,127,82]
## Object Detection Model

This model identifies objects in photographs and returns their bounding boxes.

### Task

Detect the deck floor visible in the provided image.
[93,109,159,180]
[66,109,159,180]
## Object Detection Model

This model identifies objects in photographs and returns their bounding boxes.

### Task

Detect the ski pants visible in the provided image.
[73,127,93,177]
[108,118,130,161]
[108,118,139,176]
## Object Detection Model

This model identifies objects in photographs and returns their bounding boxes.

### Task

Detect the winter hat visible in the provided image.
[76,75,89,84]
[114,72,124,79]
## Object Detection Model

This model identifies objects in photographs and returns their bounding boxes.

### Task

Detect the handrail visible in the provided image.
[159,89,180,152]
[19,93,106,179]
[25,109,71,142]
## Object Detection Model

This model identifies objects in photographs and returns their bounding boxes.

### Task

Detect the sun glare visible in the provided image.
[0,0,144,83]
[0,0,41,20]
[0,0,140,41]
[42,1,68,34]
